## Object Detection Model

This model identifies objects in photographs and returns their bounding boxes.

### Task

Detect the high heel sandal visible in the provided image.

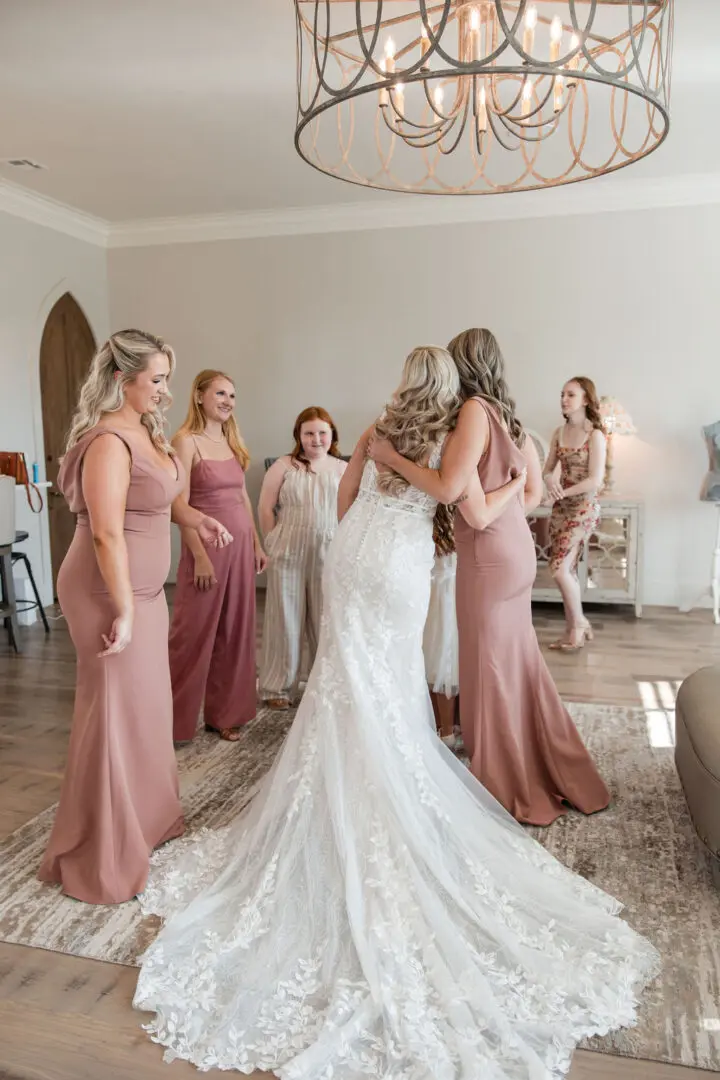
[265,697,291,711]
[204,724,242,742]
[549,622,593,651]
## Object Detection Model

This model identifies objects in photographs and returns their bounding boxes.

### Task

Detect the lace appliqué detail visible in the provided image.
[133,431,660,1079]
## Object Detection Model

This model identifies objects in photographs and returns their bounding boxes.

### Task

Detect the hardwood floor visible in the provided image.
[1,595,718,1080]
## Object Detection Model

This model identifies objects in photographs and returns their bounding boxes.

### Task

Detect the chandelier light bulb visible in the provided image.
[470,7,481,33]
[550,14,563,62]
[521,79,533,118]
[385,36,396,75]
[433,85,444,114]
[523,5,538,55]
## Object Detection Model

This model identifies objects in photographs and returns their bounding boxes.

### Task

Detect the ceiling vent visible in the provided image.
[1,158,47,171]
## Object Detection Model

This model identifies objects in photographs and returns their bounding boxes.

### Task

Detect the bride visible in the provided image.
[134,346,658,1079]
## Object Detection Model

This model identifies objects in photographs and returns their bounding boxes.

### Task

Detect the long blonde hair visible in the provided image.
[65,329,176,453]
[447,328,526,448]
[176,369,250,470]
[374,346,460,556]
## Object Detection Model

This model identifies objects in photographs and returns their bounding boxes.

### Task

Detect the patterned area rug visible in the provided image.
[0,702,718,1072]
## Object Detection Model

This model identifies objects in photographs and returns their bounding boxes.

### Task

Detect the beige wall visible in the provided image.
[0,211,109,604]
[107,203,720,607]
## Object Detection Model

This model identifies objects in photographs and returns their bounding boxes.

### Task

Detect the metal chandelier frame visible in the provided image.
[293,1,674,195]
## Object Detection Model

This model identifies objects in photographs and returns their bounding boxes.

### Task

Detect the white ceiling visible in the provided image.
[0,0,718,224]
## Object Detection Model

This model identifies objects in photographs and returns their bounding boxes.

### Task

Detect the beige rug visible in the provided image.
[0,702,719,1072]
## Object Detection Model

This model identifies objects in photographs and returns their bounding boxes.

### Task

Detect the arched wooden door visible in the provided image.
[40,293,96,597]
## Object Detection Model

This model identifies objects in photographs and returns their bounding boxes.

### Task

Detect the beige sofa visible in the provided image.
[675,664,720,886]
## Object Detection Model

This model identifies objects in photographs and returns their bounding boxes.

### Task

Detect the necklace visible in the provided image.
[200,430,226,444]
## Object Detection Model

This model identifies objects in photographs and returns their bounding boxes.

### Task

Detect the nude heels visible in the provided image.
[548,622,594,652]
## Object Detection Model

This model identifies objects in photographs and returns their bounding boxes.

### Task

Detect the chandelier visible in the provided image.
[293,1,674,195]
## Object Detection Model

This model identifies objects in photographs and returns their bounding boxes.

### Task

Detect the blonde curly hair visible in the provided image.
[447,327,526,448]
[65,329,175,453]
[374,345,460,555]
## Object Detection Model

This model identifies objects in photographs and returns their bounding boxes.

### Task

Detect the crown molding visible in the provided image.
[106,171,720,249]
[1,170,719,251]
[0,178,109,247]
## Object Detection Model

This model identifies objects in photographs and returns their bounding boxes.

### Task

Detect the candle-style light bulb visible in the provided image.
[469,6,482,61]
[433,85,445,116]
[394,81,405,113]
[385,36,396,75]
[521,79,533,118]
[378,57,388,108]
[523,5,537,55]
[550,15,563,63]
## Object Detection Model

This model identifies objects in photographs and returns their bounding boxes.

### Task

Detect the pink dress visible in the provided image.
[169,446,257,741]
[38,429,185,904]
[455,401,610,826]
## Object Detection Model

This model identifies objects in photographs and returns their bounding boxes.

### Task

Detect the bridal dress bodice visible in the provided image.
[134,446,659,1080]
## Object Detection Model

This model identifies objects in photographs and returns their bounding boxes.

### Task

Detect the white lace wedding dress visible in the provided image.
[134,451,659,1079]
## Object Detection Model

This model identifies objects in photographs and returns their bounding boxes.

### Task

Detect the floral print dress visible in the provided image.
[549,437,600,574]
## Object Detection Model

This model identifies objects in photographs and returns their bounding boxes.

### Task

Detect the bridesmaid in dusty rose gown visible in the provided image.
[169,370,266,743]
[38,331,229,904]
[370,328,610,826]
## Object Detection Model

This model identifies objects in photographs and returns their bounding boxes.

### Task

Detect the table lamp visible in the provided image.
[599,397,636,494]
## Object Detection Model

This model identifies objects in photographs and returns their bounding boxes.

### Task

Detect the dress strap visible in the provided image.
[191,435,204,461]
[78,427,135,462]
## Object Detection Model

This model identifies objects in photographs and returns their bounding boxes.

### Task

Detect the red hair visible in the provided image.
[290,406,341,470]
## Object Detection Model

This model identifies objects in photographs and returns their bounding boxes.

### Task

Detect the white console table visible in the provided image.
[526,497,644,617]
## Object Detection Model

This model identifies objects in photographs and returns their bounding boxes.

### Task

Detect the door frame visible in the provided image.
[29,279,106,607]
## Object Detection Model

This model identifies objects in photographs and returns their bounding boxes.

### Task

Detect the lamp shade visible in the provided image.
[599,397,636,437]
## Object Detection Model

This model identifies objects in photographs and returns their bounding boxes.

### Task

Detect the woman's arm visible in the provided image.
[456,468,527,531]
[338,426,373,522]
[241,485,268,573]
[521,436,544,513]
[542,429,560,479]
[171,462,232,548]
[557,429,607,498]
[257,458,288,537]
[82,434,134,656]
[368,399,489,504]
[172,434,207,563]
[543,429,565,503]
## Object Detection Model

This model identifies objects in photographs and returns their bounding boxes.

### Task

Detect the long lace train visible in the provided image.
[134,460,660,1079]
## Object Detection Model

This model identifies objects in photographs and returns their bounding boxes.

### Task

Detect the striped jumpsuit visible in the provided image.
[259,463,344,701]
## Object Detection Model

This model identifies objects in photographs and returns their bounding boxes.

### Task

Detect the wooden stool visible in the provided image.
[0,539,21,653]
[12,530,50,634]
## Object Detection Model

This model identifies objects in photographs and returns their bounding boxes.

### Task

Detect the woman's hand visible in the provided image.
[194,553,217,591]
[545,478,564,502]
[99,611,133,658]
[254,545,268,574]
[198,516,233,548]
[367,435,399,469]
